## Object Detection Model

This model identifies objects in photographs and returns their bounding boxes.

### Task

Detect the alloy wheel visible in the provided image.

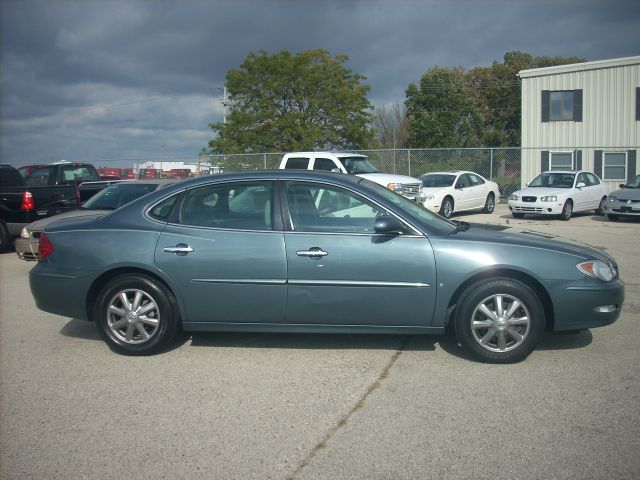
[106,289,160,344]
[470,293,531,353]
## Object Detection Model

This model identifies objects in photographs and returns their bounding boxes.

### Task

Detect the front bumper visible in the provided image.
[552,279,624,331]
[509,200,565,215]
[605,200,640,217]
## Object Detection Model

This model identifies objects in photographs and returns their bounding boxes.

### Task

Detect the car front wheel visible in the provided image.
[94,273,181,355]
[440,197,454,218]
[454,278,545,363]
[560,200,573,221]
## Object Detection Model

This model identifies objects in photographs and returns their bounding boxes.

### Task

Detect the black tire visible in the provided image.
[482,193,495,213]
[512,212,525,219]
[607,214,619,221]
[560,200,573,221]
[595,197,606,216]
[0,220,10,253]
[94,273,181,355]
[440,196,454,218]
[453,278,545,364]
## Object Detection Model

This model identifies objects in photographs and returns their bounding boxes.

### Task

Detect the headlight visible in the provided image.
[20,227,30,239]
[577,260,616,282]
[509,194,519,201]
[386,183,404,193]
[540,196,557,202]
[608,196,617,202]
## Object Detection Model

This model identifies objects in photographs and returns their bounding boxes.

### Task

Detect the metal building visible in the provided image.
[519,56,639,188]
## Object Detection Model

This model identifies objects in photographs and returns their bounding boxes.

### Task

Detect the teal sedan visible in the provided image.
[30,171,624,363]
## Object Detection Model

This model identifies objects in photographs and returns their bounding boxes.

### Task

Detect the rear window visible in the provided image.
[283,157,310,170]
[59,165,99,184]
[0,166,24,187]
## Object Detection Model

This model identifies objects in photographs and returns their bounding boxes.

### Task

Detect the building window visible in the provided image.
[542,90,582,122]
[550,152,573,170]
[603,152,627,180]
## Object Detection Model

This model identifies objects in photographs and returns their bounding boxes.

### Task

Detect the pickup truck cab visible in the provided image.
[279,152,423,202]
[0,162,108,251]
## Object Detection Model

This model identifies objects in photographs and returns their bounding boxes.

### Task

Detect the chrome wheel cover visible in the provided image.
[443,200,453,217]
[106,289,160,344]
[470,293,531,352]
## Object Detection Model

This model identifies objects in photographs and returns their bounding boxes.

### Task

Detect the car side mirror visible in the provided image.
[331,168,341,173]
[456,183,465,189]
[619,184,626,189]
[374,215,405,235]
[576,182,586,188]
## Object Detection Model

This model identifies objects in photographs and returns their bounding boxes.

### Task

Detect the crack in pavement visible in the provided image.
[287,337,410,480]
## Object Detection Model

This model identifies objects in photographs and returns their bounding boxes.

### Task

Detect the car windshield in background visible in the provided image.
[421,174,456,187]
[359,178,456,235]
[529,172,575,188]
[82,183,158,210]
[339,157,379,174]
[624,175,640,188]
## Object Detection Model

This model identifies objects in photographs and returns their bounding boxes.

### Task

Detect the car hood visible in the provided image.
[611,187,640,200]
[357,173,422,185]
[449,223,614,264]
[421,187,450,196]
[28,209,111,232]
[512,186,571,197]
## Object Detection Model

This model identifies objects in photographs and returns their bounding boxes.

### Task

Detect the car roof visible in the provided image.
[541,170,582,174]
[283,152,367,159]
[421,171,465,175]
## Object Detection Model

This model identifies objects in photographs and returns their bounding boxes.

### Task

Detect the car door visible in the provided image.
[154,180,287,325]
[466,173,489,209]
[454,174,475,211]
[573,173,591,211]
[282,181,437,327]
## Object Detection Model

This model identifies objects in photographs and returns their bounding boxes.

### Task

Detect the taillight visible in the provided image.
[39,232,54,259]
[21,191,35,210]
[76,189,82,205]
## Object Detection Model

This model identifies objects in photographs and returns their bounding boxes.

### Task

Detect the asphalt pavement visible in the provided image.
[1,204,638,479]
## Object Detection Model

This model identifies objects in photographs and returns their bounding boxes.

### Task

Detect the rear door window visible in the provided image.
[283,157,310,170]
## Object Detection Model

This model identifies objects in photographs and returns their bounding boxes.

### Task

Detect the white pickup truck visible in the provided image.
[279,152,423,202]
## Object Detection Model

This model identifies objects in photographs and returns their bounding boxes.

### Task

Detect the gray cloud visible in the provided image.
[1,0,639,165]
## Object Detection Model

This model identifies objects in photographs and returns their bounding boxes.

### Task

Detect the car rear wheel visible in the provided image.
[482,193,495,213]
[595,197,606,216]
[0,220,9,253]
[94,274,180,355]
[454,278,545,363]
[560,200,573,221]
[440,197,454,218]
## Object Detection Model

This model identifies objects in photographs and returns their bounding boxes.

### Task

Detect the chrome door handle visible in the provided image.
[163,244,194,255]
[296,247,328,258]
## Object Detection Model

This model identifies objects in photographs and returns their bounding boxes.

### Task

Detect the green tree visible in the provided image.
[209,49,375,153]
[405,67,482,148]
[466,51,586,146]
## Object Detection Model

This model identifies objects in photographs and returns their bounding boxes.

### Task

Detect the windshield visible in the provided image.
[421,174,456,188]
[83,183,158,210]
[338,157,379,174]
[624,175,640,188]
[529,172,575,188]
[359,179,456,235]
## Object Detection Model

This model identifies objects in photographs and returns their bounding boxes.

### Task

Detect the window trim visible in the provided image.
[549,151,574,171]
[602,151,628,181]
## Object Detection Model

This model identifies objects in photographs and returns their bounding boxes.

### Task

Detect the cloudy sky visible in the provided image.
[1,0,639,166]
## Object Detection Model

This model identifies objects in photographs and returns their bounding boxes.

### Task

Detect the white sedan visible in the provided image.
[508,170,610,221]
[419,171,500,218]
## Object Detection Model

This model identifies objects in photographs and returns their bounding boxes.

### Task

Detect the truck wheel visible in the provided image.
[0,220,10,253]
[454,278,545,363]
